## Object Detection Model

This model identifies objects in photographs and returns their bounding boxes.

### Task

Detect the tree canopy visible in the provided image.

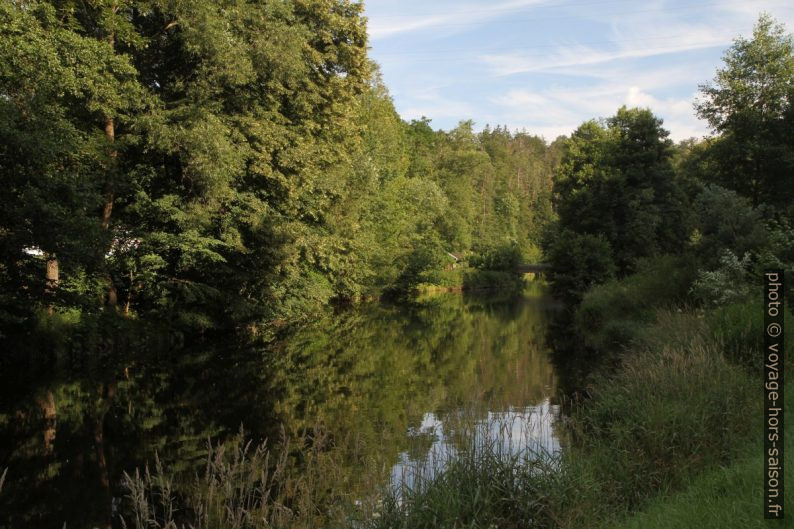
[695,13,794,210]
[543,107,692,301]
[0,2,558,335]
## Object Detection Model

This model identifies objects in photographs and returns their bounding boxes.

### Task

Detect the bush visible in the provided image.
[545,228,617,304]
[756,215,794,309]
[469,241,523,271]
[569,318,757,513]
[384,242,447,298]
[690,184,767,269]
[690,250,752,306]
[462,269,524,291]
[575,255,697,352]
[415,268,465,290]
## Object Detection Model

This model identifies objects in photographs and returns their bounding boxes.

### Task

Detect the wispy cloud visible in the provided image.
[368,0,549,39]
[490,77,703,141]
[366,0,794,140]
[480,1,794,76]
[480,26,734,76]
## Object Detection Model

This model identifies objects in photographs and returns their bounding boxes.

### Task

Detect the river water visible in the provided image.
[0,283,563,527]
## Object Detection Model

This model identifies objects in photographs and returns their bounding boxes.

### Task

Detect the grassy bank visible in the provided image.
[118,275,790,528]
[372,300,777,529]
[415,267,527,294]
[608,381,792,529]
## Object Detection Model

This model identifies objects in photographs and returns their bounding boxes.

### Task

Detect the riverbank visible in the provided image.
[609,380,792,528]
[371,263,792,528]
[415,267,527,294]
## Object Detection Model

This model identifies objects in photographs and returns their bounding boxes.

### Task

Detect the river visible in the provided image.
[0,283,564,527]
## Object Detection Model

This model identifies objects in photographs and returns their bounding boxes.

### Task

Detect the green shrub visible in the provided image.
[572,335,757,513]
[756,216,794,309]
[690,184,767,269]
[462,269,524,291]
[690,250,752,306]
[575,255,697,352]
[415,268,525,293]
[469,241,523,271]
[416,268,465,290]
[545,228,617,304]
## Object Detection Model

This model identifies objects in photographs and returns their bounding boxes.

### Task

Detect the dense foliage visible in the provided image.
[0,1,558,338]
[544,15,794,307]
[1,5,794,529]
[543,107,691,302]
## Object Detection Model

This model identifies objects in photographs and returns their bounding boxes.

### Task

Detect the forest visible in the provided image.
[4,2,790,337]
[1,1,793,529]
[0,0,561,341]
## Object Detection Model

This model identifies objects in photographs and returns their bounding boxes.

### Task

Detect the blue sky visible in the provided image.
[364,0,794,141]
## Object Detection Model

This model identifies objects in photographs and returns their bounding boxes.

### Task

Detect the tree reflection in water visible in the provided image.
[0,284,561,527]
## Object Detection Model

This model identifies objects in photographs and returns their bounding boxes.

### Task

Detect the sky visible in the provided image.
[363,0,794,142]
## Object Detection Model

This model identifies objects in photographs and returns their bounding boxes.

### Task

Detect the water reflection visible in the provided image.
[392,400,560,489]
[0,284,562,527]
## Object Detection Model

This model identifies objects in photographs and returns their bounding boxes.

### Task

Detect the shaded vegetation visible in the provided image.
[0,290,559,527]
[1,3,793,528]
[0,1,559,339]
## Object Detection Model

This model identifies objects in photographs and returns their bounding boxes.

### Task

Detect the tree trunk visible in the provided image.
[106,279,118,307]
[38,391,56,454]
[102,118,116,231]
[124,270,133,314]
[45,255,59,314]
[102,115,119,310]
[102,21,118,309]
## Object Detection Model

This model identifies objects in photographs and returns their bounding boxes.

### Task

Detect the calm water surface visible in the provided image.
[0,283,563,528]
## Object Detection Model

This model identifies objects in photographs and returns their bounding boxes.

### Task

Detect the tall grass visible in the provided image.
[122,407,564,529]
[553,308,758,525]
[608,381,794,529]
[121,428,379,529]
[372,407,562,529]
[121,302,774,529]
[707,299,794,373]
[572,342,756,509]
[370,307,761,529]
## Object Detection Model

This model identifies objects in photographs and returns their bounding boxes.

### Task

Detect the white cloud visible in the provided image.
[368,0,794,141]
[479,1,794,76]
[472,3,778,139]
[401,90,476,121]
[368,0,549,39]
[480,31,732,76]
[489,80,705,141]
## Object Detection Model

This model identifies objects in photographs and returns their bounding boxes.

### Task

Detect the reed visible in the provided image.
[121,427,378,529]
